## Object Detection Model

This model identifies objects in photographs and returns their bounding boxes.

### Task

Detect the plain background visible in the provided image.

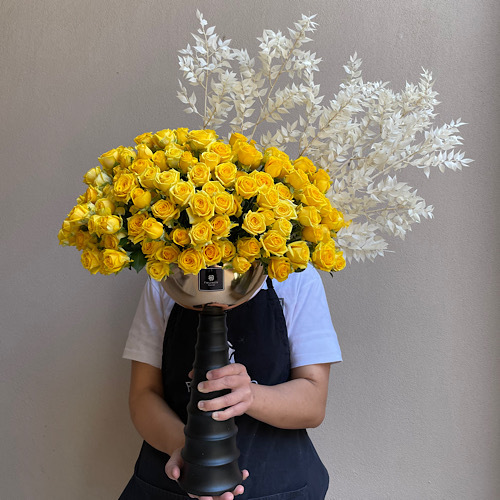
[1,1,499,499]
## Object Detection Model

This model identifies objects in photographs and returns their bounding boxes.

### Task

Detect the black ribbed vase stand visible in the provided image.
[178,305,241,497]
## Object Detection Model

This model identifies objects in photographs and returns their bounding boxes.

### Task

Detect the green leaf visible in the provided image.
[129,249,147,273]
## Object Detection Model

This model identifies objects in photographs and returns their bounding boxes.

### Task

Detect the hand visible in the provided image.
[165,448,249,499]
[197,363,254,421]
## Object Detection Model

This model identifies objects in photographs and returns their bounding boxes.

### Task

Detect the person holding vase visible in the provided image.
[119,263,342,499]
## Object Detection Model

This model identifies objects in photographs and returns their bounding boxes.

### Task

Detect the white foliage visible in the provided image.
[178,14,472,262]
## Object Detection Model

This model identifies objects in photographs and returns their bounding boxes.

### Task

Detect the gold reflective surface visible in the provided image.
[161,263,266,310]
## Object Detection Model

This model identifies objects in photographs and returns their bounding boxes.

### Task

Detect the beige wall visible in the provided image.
[1,1,498,498]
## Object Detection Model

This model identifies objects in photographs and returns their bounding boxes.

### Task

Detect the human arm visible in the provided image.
[198,362,331,429]
[128,360,248,500]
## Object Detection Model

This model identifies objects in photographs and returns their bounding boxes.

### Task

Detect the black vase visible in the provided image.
[178,305,241,497]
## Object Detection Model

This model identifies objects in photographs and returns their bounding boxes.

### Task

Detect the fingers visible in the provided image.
[206,363,246,381]
[165,448,183,481]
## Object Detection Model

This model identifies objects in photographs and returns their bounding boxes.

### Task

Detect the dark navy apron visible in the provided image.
[120,278,329,499]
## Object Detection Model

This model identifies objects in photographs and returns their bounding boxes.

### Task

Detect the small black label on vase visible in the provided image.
[199,267,224,291]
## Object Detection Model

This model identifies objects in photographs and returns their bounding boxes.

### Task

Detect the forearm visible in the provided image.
[130,390,185,456]
[247,377,326,429]
[128,361,184,456]
[199,363,331,430]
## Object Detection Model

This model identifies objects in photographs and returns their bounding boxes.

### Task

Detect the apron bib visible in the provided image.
[120,278,329,499]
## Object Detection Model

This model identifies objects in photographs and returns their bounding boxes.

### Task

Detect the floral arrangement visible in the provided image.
[59,11,472,278]
[58,128,349,281]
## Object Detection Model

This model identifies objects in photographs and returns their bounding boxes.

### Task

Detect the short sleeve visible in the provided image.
[273,265,342,369]
[122,279,175,369]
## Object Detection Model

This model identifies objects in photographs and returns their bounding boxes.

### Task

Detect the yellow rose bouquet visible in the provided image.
[59,128,349,282]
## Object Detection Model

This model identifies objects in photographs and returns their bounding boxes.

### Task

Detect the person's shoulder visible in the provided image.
[274,264,322,294]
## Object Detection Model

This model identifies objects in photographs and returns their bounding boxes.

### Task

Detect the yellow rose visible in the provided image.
[102,233,121,250]
[188,129,217,150]
[127,213,148,243]
[332,251,346,272]
[131,188,152,209]
[118,147,136,168]
[136,143,153,160]
[302,224,330,243]
[154,169,180,193]
[95,198,115,216]
[153,129,176,149]
[130,158,153,176]
[293,156,316,174]
[211,214,233,238]
[179,151,198,174]
[267,257,292,282]
[257,187,280,209]
[98,215,122,235]
[273,200,297,220]
[272,219,293,238]
[146,259,171,281]
[286,241,310,270]
[311,168,331,193]
[83,167,102,185]
[264,156,286,178]
[139,165,160,189]
[257,208,276,226]
[175,127,189,145]
[202,242,223,266]
[297,184,328,209]
[242,211,267,235]
[67,204,89,222]
[78,185,98,204]
[260,230,287,257]
[188,162,211,186]
[215,162,238,188]
[171,227,191,247]
[235,174,259,199]
[213,191,236,215]
[151,199,179,223]
[200,151,220,170]
[202,180,225,197]
[113,173,138,202]
[297,205,322,227]
[178,248,205,275]
[187,191,214,223]
[285,168,310,190]
[229,133,248,146]
[98,148,119,172]
[142,240,164,257]
[86,214,100,235]
[236,237,261,262]
[235,141,263,168]
[231,255,252,274]
[74,230,92,250]
[252,171,274,191]
[264,146,290,162]
[155,244,181,264]
[189,220,213,247]
[209,141,234,162]
[321,207,349,232]
[311,241,338,271]
[142,217,164,240]
[169,180,195,206]
[101,249,130,274]
[165,145,184,168]
[275,182,293,200]
[152,150,168,171]
[134,132,155,149]
[81,248,102,274]
[219,239,236,262]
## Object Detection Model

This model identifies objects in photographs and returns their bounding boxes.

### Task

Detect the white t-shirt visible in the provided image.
[123,264,342,369]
